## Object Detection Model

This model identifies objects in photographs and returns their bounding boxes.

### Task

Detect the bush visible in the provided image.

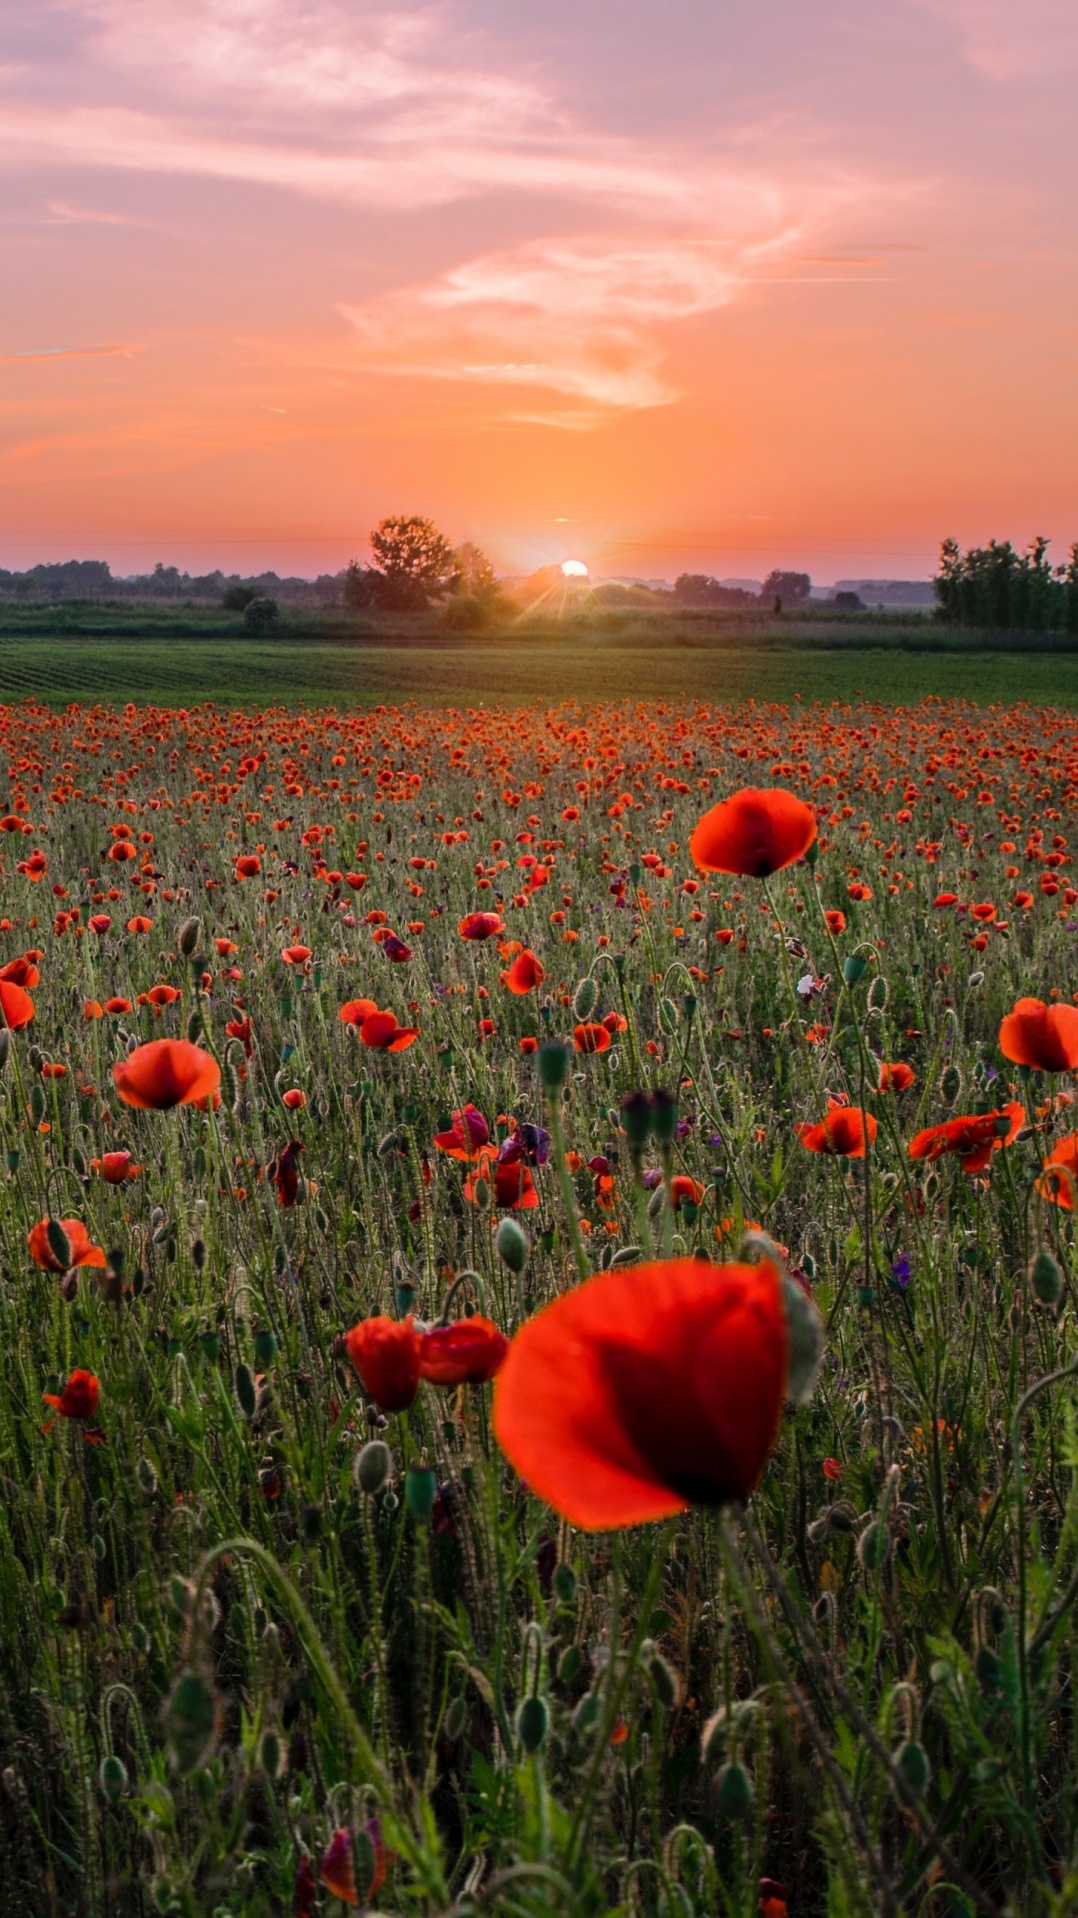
[221,584,258,612]
[242,596,280,634]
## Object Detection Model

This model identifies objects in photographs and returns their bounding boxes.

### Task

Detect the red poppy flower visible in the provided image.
[458,911,505,941]
[92,1150,141,1184]
[113,1038,222,1111]
[127,916,153,934]
[88,913,111,934]
[139,984,182,1007]
[359,1008,419,1052]
[281,944,312,965]
[0,980,34,1029]
[28,1218,107,1271]
[275,1138,303,1207]
[690,788,817,878]
[419,1317,509,1385]
[318,1821,386,1907]
[878,1061,915,1092]
[462,1147,539,1209]
[339,997,379,1027]
[933,893,958,908]
[226,1015,254,1057]
[282,1087,306,1109]
[796,1102,877,1157]
[0,955,39,988]
[909,1102,1024,1174]
[669,1175,705,1210]
[343,1315,422,1411]
[999,996,1078,1073]
[43,1368,100,1420]
[519,1035,538,1054]
[493,1257,789,1529]
[235,854,262,878]
[84,999,103,1020]
[105,996,133,1014]
[573,1022,611,1054]
[506,949,544,994]
[433,1105,490,1159]
[1038,1133,1078,1208]
[824,910,846,935]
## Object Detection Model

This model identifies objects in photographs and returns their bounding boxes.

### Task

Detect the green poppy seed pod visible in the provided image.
[647,1651,680,1710]
[259,1730,282,1781]
[611,1244,643,1266]
[405,1466,437,1520]
[893,1738,930,1797]
[234,1362,257,1420]
[867,973,889,1010]
[856,1521,890,1574]
[552,1562,577,1605]
[714,1761,753,1820]
[573,976,599,1021]
[558,1644,583,1684]
[650,1087,678,1148]
[783,1276,825,1407]
[538,1041,570,1094]
[99,1753,128,1806]
[29,1083,46,1125]
[516,1694,549,1754]
[472,1175,491,1212]
[136,1457,158,1497]
[178,916,201,958]
[1031,1250,1064,1308]
[252,1328,277,1367]
[842,953,868,986]
[443,1697,467,1743]
[164,1672,216,1776]
[621,1090,652,1151]
[45,1218,72,1270]
[572,1691,600,1740]
[353,1440,392,1496]
[658,996,679,1034]
[394,1281,415,1315]
[495,1216,530,1274]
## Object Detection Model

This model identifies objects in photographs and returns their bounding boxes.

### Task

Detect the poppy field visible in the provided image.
[6,693,1078,1916]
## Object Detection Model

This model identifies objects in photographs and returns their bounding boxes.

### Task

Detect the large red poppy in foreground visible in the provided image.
[690,787,817,878]
[998,997,1078,1074]
[113,1038,221,1110]
[494,1257,788,1530]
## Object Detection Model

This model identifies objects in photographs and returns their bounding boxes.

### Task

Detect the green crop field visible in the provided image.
[0,633,1075,708]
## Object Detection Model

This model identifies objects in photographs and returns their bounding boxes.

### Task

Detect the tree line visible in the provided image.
[935,537,1078,633]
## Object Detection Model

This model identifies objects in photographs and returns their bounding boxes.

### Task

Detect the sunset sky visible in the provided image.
[1,0,1076,582]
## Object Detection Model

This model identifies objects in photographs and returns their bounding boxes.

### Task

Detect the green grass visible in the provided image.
[0,635,1076,707]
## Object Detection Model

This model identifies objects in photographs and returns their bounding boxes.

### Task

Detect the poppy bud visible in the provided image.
[136,1457,158,1496]
[573,977,598,1021]
[28,1044,42,1072]
[868,973,889,1010]
[252,1328,277,1367]
[658,997,679,1034]
[782,1275,825,1406]
[191,1238,206,1271]
[611,1244,643,1266]
[178,916,201,957]
[99,1753,128,1805]
[856,1521,889,1573]
[405,1466,437,1519]
[516,1694,549,1754]
[940,1064,963,1105]
[0,1029,9,1069]
[553,1562,576,1604]
[646,1649,680,1710]
[649,1087,678,1148]
[164,1672,216,1776]
[259,1730,283,1780]
[443,1697,467,1742]
[572,1692,600,1739]
[558,1644,582,1684]
[968,969,984,989]
[1031,1249,1064,1308]
[472,1176,491,1211]
[234,1362,257,1419]
[495,1216,529,1274]
[893,1737,930,1796]
[538,1041,570,1094]
[621,1090,652,1151]
[45,1218,72,1270]
[29,1083,46,1124]
[353,1440,392,1496]
[715,1761,753,1820]
[975,1645,1002,1692]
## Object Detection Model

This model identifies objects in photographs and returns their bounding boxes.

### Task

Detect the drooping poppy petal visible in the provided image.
[113,1038,221,1111]
[494,1257,789,1530]
[0,979,34,1029]
[573,1022,611,1054]
[506,949,544,994]
[458,911,505,941]
[999,997,1078,1073]
[339,997,379,1027]
[42,1368,100,1419]
[419,1317,509,1385]
[908,1102,1024,1174]
[28,1218,107,1271]
[690,788,817,879]
[878,1062,915,1092]
[343,1315,422,1411]
[796,1103,877,1158]
[1038,1132,1078,1208]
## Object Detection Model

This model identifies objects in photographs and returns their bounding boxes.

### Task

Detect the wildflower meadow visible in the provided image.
[5,692,1078,1917]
